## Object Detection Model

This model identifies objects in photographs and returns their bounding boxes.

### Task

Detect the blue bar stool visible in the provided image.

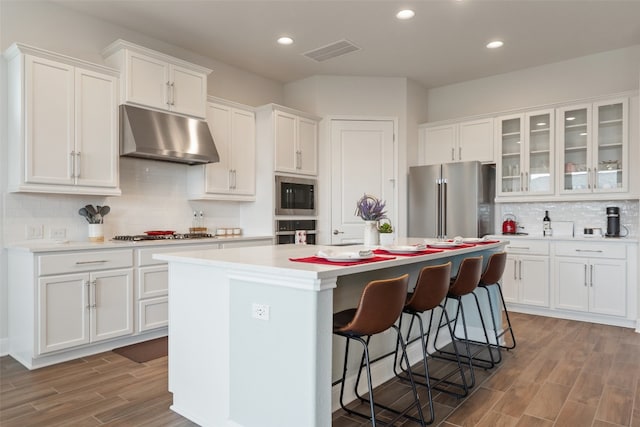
[334,274,426,426]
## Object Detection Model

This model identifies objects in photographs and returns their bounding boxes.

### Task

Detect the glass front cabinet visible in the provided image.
[497,109,554,197]
[558,98,628,195]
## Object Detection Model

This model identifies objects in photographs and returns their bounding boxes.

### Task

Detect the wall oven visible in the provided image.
[275,219,317,245]
[275,175,317,216]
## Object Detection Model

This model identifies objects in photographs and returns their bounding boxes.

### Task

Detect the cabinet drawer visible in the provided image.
[39,250,133,276]
[554,242,626,259]
[504,240,549,255]
[138,297,168,332]
[137,243,220,266]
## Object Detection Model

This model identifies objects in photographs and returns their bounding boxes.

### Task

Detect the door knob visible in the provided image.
[333,229,344,235]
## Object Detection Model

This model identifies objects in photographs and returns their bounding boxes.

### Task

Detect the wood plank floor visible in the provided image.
[2,312,640,426]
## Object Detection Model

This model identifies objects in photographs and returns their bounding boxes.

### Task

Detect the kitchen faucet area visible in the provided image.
[1,1,640,426]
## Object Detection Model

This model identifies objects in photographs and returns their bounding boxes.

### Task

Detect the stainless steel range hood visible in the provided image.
[120,105,219,165]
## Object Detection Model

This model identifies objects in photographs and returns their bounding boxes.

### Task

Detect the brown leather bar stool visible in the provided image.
[477,252,516,352]
[433,256,496,384]
[393,262,470,424]
[334,274,426,426]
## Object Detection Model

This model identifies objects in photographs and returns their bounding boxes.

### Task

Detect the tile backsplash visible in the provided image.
[499,200,639,237]
[3,158,245,244]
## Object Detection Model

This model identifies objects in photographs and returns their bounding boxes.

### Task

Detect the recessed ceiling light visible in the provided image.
[486,40,504,49]
[396,9,415,20]
[277,36,294,45]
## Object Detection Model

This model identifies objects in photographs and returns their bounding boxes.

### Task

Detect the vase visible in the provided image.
[363,221,379,246]
[88,224,104,243]
[379,232,395,247]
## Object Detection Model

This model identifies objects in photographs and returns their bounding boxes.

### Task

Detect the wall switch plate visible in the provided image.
[252,303,270,321]
[26,225,44,239]
[50,228,67,240]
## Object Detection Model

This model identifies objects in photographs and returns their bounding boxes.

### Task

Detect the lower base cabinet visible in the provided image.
[503,254,549,307]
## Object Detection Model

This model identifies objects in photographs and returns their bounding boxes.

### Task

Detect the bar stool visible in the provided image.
[393,262,470,424]
[334,274,426,426]
[433,256,496,382]
[477,252,516,352]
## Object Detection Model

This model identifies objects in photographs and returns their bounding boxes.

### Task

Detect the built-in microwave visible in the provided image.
[275,175,317,216]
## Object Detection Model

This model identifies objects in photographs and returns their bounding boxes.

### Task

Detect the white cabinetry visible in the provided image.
[103,39,211,118]
[502,240,549,307]
[558,98,628,195]
[497,109,554,197]
[554,242,627,317]
[4,43,120,196]
[188,99,256,200]
[270,107,319,176]
[419,118,494,165]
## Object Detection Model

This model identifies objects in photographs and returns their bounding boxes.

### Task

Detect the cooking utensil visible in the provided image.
[85,205,98,217]
[99,205,110,217]
[502,214,517,234]
[78,207,92,223]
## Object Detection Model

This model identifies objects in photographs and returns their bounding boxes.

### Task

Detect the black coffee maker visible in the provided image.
[606,206,621,237]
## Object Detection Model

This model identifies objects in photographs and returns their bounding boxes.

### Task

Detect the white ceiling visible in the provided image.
[56,0,640,89]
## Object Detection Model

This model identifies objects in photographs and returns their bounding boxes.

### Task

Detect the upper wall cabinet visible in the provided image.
[188,98,256,200]
[255,105,319,176]
[419,118,494,165]
[497,109,554,197]
[557,98,628,195]
[103,40,211,119]
[4,43,120,196]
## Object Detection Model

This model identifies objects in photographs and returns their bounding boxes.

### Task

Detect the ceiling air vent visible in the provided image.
[303,39,361,62]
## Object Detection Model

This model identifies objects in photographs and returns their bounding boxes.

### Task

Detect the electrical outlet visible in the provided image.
[252,303,270,321]
[50,228,67,240]
[26,225,44,239]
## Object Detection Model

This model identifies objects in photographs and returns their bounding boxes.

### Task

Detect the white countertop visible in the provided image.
[489,234,638,243]
[6,234,274,253]
[154,237,508,280]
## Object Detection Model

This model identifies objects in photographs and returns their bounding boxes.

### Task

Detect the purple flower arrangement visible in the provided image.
[355,194,387,221]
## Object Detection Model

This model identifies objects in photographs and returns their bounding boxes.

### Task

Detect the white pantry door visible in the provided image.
[330,119,395,244]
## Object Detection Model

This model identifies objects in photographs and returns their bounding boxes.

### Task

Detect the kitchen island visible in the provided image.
[155,238,507,427]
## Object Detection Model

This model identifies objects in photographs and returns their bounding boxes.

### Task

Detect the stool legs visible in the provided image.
[478,282,517,350]
[337,325,426,426]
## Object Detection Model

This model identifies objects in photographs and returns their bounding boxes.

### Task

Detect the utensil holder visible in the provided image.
[88,224,104,242]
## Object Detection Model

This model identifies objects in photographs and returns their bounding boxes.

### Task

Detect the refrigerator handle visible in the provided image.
[442,178,448,238]
[436,179,442,238]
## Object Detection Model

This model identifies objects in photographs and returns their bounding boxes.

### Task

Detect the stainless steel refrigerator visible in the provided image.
[408,161,495,239]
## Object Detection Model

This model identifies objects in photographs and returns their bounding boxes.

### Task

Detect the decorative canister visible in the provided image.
[88,224,104,242]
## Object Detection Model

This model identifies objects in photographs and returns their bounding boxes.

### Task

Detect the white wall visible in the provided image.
[283,75,428,242]
[426,45,640,122]
[0,1,285,353]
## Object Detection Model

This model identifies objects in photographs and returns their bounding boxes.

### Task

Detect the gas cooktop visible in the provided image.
[112,233,216,242]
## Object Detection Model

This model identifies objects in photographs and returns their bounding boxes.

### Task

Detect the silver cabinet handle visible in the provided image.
[451,147,455,161]
[166,81,171,106]
[76,260,108,265]
[508,246,530,250]
[525,171,529,191]
[70,151,75,178]
[587,167,592,189]
[85,280,91,309]
[170,82,175,106]
[575,249,603,253]
[232,169,237,189]
[91,279,97,308]
[584,264,588,287]
[75,152,81,178]
[590,264,594,287]
[520,172,524,191]
[458,146,462,161]
[513,259,517,280]
[333,229,344,235]
[518,260,522,280]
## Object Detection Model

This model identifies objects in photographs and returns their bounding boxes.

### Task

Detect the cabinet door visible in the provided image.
[75,68,119,188]
[458,118,494,163]
[204,103,232,193]
[231,108,256,194]
[137,265,168,299]
[25,55,75,185]
[297,117,318,175]
[170,64,207,118]
[125,50,170,110]
[558,104,592,194]
[497,115,523,195]
[555,258,589,312]
[274,111,297,173]
[589,259,626,317]
[525,110,554,194]
[593,99,627,193]
[138,297,169,332]
[90,269,133,343]
[38,273,90,354]
[502,256,519,303]
[423,124,456,165]
[519,256,549,307]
